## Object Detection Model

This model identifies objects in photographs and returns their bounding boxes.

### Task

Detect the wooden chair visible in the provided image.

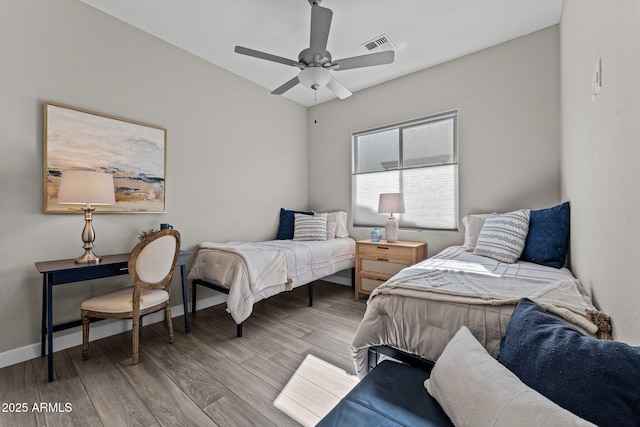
[81,229,181,364]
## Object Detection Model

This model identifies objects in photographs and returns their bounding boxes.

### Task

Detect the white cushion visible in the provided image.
[461,213,493,250]
[81,287,169,313]
[315,211,338,239]
[334,211,349,238]
[313,211,349,239]
[473,209,530,263]
[325,212,338,239]
[293,213,328,241]
[425,326,595,427]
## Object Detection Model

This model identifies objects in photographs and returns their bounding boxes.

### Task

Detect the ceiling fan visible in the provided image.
[234,0,395,100]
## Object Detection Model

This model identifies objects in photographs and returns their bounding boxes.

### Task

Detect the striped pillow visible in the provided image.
[293,213,328,241]
[473,209,530,263]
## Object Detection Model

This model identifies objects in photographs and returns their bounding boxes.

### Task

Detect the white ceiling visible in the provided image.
[79,0,562,107]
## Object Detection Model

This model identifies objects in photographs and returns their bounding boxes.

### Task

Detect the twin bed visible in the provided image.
[187,236,355,336]
[350,245,607,377]
[351,203,612,378]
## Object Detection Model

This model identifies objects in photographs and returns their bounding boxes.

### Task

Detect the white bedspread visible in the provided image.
[198,242,287,293]
[374,247,598,333]
[188,238,356,324]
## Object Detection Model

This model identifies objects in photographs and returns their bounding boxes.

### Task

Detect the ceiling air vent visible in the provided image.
[362,34,395,52]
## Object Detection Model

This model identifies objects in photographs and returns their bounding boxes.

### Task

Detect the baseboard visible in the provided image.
[0,294,227,370]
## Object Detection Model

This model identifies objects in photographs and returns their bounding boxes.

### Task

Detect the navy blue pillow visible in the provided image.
[275,208,313,240]
[498,299,640,427]
[520,201,570,268]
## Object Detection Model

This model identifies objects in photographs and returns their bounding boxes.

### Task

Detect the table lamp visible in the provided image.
[378,193,405,243]
[57,170,116,263]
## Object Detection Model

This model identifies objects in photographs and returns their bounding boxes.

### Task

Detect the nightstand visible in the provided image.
[355,240,427,300]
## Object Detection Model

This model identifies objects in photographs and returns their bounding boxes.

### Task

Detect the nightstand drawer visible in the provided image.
[362,259,407,276]
[361,277,387,293]
[358,244,414,264]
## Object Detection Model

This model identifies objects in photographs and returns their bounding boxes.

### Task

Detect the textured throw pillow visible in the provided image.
[325,212,338,239]
[474,209,530,263]
[314,211,339,239]
[276,208,313,240]
[461,213,493,251]
[498,299,640,427]
[293,213,327,241]
[520,202,570,268]
[425,326,595,427]
[334,211,349,238]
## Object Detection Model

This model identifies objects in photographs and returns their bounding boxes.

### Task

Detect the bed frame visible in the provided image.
[367,345,435,373]
[191,267,355,337]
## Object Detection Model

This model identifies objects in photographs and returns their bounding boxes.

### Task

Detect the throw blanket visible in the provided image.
[199,242,289,293]
[372,267,604,335]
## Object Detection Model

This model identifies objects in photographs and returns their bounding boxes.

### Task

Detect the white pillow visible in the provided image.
[314,211,339,239]
[425,326,595,427]
[461,213,493,251]
[334,211,349,238]
[293,213,327,241]
[473,209,530,263]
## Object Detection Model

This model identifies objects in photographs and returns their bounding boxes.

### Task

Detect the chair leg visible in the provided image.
[139,316,143,337]
[132,316,140,365]
[81,311,90,360]
[165,304,174,343]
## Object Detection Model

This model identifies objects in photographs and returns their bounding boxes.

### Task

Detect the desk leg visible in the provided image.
[181,265,190,334]
[47,280,54,382]
[41,275,47,357]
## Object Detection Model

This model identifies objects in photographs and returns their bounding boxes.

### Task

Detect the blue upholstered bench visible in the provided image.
[317,360,454,427]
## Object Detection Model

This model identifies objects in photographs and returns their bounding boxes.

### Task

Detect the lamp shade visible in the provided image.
[378,193,405,214]
[298,67,331,89]
[58,170,116,205]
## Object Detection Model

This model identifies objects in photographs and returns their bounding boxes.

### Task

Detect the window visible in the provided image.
[352,111,458,231]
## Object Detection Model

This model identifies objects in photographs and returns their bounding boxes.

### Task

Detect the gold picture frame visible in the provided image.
[43,102,167,213]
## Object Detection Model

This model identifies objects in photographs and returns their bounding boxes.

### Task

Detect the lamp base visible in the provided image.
[75,206,101,263]
[385,217,399,243]
[75,249,101,264]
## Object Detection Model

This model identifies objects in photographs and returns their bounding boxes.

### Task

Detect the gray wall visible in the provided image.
[7,0,631,361]
[0,0,307,354]
[308,27,562,256]
[561,0,640,344]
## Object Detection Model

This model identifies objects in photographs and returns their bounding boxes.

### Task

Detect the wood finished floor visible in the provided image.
[0,281,366,427]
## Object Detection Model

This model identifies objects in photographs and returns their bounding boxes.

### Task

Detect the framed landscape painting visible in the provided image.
[43,102,167,213]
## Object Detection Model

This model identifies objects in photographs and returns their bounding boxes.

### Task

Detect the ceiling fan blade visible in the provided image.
[326,76,352,99]
[271,76,300,95]
[310,5,332,58]
[235,46,299,67]
[333,50,395,71]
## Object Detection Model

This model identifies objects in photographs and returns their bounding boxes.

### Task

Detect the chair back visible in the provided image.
[129,229,181,292]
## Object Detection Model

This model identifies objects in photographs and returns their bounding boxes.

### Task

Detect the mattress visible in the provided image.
[188,238,355,324]
[351,246,600,378]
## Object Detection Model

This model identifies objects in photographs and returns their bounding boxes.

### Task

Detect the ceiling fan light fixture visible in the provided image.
[235,0,394,101]
[298,67,331,90]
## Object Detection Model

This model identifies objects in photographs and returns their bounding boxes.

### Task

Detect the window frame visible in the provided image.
[351,110,459,232]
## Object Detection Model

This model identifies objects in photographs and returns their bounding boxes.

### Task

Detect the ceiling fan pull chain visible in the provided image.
[314,89,318,124]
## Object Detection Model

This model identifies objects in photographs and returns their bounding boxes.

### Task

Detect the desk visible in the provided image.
[35,250,191,382]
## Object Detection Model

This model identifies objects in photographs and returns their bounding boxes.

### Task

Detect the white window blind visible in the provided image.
[352,111,458,231]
